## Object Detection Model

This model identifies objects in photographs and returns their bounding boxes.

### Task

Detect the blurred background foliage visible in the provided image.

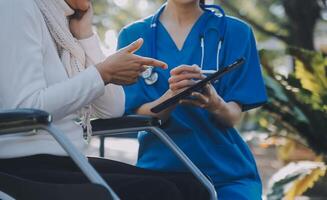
[93,0,327,52]
[92,0,327,155]
[92,0,327,198]
[260,48,327,155]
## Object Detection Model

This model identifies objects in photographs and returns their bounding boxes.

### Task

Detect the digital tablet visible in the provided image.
[150,57,245,113]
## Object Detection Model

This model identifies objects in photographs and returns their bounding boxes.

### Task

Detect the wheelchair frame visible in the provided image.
[0,109,217,200]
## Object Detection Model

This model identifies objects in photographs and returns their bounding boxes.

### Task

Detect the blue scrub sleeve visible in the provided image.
[117,29,149,115]
[219,30,267,111]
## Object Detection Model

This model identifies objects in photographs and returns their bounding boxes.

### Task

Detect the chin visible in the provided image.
[67,0,91,12]
[77,0,91,11]
[171,0,198,4]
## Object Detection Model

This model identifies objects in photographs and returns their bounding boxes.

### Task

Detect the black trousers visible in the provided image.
[0,154,209,200]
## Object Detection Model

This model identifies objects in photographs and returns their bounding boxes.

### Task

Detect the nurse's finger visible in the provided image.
[168,73,205,84]
[134,55,168,69]
[170,65,201,75]
[122,38,144,54]
[170,79,196,91]
[179,99,206,108]
[191,92,209,105]
[170,65,200,76]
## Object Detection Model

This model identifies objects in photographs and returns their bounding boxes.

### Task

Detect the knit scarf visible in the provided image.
[35,0,93,141]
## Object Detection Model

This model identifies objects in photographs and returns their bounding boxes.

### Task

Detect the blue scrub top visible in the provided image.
[117,10,267,190]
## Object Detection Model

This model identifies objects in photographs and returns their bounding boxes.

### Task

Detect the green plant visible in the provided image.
[260,48,327,156]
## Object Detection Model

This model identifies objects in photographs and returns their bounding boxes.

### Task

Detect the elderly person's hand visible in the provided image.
[67,4,168,86]
[96,38,168,85]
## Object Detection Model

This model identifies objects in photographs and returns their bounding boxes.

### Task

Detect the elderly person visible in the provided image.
[0,0,209,199]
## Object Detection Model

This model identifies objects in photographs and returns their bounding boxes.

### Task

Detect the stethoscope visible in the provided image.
[143,3,227,85]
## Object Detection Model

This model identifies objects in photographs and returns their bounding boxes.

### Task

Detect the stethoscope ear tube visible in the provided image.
[199,4,227,72]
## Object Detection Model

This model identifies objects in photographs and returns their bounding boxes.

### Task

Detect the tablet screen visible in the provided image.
[150,58,245,113]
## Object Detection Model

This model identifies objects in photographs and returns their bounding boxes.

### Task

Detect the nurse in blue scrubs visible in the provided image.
[117,0,267,199]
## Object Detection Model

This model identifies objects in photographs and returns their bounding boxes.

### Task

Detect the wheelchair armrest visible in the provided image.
[0,109,119,199]
[0,109,51,134]
[91,115,161,132]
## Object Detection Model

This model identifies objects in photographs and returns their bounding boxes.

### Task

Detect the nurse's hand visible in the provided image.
[168,64,205,92]
[170,65,242,127]
[179,84,242,127]
[96,38,168,85]
[135,64,203,121]
[179,83,224,110]
[169,65,226,110]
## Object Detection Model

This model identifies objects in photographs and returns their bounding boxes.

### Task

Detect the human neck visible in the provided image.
[161,1,203,26]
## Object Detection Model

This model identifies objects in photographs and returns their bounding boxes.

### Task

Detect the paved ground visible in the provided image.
[249,144,284,194]
[86,137,139,165]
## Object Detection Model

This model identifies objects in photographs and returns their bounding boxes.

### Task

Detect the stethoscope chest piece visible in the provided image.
[142,67,153,79]
[144,72,158,85]
[142,67,159,85]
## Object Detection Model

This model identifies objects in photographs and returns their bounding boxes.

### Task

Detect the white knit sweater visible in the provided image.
[0,0,125,158]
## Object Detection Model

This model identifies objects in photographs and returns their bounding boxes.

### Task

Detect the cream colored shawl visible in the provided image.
[35,0,92,140]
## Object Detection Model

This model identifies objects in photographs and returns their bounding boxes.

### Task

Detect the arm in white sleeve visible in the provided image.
[0,0,105,120]
[79,34,125,118]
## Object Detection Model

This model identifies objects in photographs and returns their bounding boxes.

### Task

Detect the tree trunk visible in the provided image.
[282,0,321,50]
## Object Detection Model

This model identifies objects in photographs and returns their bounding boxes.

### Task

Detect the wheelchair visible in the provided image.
[0,109,217,200]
